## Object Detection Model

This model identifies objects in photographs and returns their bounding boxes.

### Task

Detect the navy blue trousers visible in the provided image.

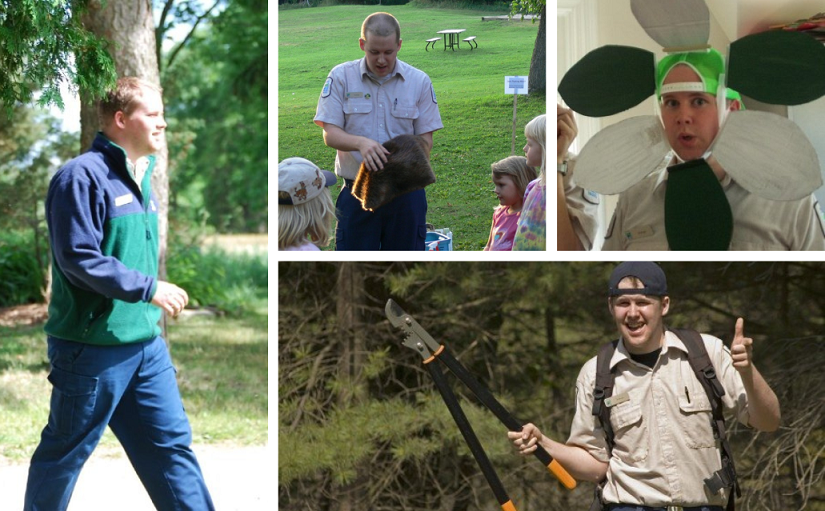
[335,180,427,251]
[24,336,214,511]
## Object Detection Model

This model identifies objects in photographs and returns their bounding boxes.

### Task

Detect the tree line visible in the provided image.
[279,262,825,511]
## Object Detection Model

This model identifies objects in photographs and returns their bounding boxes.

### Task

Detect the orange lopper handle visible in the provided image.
[548,459,577,490]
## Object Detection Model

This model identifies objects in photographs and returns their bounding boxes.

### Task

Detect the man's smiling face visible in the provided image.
[609,278,670,354]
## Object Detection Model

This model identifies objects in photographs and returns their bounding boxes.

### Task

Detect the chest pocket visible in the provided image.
[678,388,716,449]
[343,99,373,115]
[343,98,373,137]
[609,399,648,462]
[389,103,419,138]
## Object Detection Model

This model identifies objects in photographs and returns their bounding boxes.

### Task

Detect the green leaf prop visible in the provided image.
[558,45,655,117]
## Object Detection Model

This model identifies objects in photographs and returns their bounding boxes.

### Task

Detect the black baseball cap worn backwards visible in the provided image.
[608,261,668,297]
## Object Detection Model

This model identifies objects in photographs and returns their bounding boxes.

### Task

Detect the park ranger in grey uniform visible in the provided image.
[315,11,443,251]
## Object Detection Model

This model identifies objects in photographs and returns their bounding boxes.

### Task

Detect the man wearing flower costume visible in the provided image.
[559,0,825,250]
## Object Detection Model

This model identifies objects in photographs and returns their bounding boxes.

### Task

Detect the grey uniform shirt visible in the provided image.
[314,58,443,180]
[602,159,825,250]
[568,331,750,507]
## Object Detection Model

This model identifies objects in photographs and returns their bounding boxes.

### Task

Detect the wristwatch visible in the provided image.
[557,160,568,176]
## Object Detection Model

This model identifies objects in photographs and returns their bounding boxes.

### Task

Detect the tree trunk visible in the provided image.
[80,0,169,335]
[528,5,546,95]
[335,262,367,511]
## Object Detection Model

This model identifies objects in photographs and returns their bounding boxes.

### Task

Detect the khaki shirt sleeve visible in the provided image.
[567,357,610,463]
[314,68,346,130]
[413,77,443,136]
[564,158,600,250]
[705,334,751,427]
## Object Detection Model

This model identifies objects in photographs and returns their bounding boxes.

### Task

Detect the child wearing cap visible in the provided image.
[278,157,337,251]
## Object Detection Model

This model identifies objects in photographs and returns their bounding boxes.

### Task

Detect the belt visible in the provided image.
[608,506,724,511]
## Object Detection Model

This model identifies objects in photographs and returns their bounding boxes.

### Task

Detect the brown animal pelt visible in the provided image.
[352,134,436,211]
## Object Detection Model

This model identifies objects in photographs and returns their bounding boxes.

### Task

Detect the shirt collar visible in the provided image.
[359,58,407,82]
[653,153,735,193]
[610,330,684,371]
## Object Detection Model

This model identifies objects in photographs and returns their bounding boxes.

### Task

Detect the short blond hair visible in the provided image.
[98,77,162,128]
[361,12,400,43]
[491,156,537,198]
[524,114,547,182]
[278,189,336,250]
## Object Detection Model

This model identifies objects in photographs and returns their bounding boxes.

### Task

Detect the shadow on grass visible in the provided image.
[167,299,268,444]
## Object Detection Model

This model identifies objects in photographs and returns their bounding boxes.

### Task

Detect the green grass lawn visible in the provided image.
[278,5,546,250]
[0,297,268,462]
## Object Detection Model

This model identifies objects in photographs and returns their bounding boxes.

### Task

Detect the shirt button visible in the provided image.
[379,124,383,128]
[380,104,383,107]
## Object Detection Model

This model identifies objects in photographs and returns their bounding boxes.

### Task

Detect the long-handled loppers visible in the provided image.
[386,299,576,511]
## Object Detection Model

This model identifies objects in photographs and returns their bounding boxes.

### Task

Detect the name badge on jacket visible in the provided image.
[115,194,134,207]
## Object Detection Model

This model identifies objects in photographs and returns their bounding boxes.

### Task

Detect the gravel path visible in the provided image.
[0,444,271,510]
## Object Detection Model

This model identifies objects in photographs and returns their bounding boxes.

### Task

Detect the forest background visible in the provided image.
[279,261,825,511]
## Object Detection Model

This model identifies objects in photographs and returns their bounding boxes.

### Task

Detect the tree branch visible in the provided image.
[156,0,176,70]
[164,0,221,71]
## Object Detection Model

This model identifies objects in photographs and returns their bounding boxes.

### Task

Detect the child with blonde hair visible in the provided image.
[278,157,337,251]
[484,156,537,251]
[512,114,547,250]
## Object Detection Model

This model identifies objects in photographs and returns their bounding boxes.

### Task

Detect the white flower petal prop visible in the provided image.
[712,110,822,201]
[630,0,709,51]
[574,116,670,195]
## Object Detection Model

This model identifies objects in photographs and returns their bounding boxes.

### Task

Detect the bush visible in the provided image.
[166,243,267,316]
[0,231,46,307]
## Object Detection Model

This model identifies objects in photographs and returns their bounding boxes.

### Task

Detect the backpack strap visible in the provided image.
[591,340,619,511]
[593,340,619,455]
[669,327,740,511]
[591,331,740,511]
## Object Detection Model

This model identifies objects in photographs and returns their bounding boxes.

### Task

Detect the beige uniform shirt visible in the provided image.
[564,157,600,250]
[601,161,825,250]
[314,58,443,180]
[568,331,750,507]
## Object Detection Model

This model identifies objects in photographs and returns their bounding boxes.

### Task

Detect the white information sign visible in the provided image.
[505,76,529,95]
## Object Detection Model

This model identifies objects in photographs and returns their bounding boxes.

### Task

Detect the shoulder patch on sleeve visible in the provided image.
[815,201,825,238]
[321,77,333,98]
[430,83,437,104]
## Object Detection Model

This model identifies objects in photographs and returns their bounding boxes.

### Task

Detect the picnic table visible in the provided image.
[436,29,466,51]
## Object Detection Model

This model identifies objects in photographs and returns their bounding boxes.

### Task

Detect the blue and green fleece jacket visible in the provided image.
[44,133,162,345]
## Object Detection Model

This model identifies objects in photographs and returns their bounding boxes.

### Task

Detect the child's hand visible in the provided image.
[557,105,577,163]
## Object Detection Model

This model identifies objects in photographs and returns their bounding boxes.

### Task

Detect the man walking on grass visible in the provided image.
[24,77,214,511]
